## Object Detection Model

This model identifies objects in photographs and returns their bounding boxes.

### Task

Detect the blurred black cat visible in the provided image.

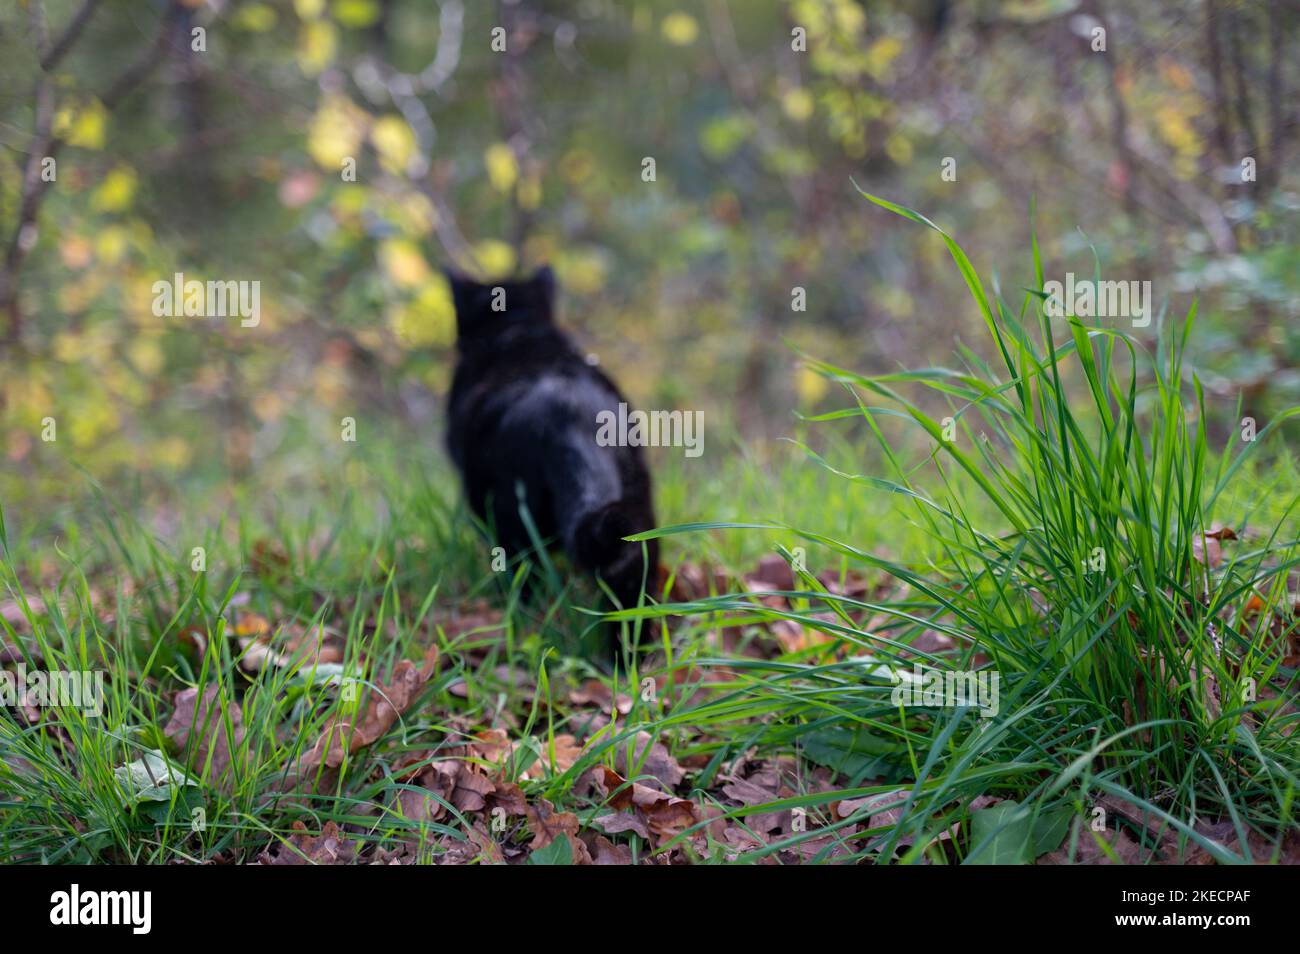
[445,265,658,647]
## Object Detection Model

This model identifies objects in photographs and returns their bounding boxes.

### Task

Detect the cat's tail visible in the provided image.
[571,500,659,609]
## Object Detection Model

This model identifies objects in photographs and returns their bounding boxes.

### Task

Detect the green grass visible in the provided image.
[0,425,903,863]
[629,194,1300,863]
[3,199,1300,864]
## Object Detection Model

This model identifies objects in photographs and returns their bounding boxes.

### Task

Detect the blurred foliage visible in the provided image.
[0,0,1298,527]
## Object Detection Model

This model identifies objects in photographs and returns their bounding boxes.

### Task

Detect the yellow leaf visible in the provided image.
[92,166,137,213]
[334,0,381,28]
[95,226,129,264]
[661,12,699,45]
[394,193,438,237]
[782,88,814,122]
[155,436,192,469]
[307,94,365,170]
[54,100,107,150]
[797,365,829,405]
[390,277,455,348]
[885,132,913,166]
[298,20,337,75]
[128,337,164,376]
[233,3,277,30]
[69,399,118,448]
[371,115,417,173]
[517,174,542,210]
[833,0,866,34]
[474,240,516,279]
[556,249,607,295]
[294,0,326,18]
[865,35,902,80]
[379,239,430,288]
[484,143,518,193]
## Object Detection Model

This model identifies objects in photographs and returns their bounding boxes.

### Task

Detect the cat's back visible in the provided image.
[448,327,621,451]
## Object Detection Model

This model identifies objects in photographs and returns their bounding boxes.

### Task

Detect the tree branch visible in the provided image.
[0,0,180,347]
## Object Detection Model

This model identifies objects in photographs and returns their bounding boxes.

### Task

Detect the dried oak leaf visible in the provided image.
[259,821,357,865]
[750,553,796,591]
[396,772,452,828]
[451,767,496,813]
[299,645,440,772]
[442,822,506,865]
[1191,526,1236,569]
[250,539,291,578]
[592,810,651,839]
[569,679,634,715]
[584,833,634,865]
[614,731,685,791]
[722,777,787,834]
[525,798,582,851]
[163,685,245,786]
[590,766,706,848]
[1038,826,1145,865]
[484,780,528,817]
[520,733,584,779]
[464,727,513,766]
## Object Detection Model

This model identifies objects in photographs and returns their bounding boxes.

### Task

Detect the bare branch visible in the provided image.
[39,0,103,73]
[0,0,181,345]
[351,0,480,271]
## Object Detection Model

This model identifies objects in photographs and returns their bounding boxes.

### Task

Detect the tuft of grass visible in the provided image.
[631,194,1300,863]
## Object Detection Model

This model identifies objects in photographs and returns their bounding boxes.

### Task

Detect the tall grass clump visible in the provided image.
[635,193,1300,862]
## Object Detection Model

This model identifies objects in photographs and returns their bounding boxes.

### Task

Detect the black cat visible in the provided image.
[445,265,659,641]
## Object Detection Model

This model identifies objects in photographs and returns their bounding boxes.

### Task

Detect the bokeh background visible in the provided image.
[2,0,1298,532]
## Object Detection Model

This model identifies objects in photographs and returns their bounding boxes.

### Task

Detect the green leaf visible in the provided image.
[966,801,1069,864]
[801,726,911,783]
[113,749,199,807]
[527,833,574,865]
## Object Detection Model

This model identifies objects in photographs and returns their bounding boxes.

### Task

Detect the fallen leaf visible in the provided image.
[259,821,357,865]
[585,833,634,865]
[614,731,684,791]
[163,685,245,786]
[524,798,581,851]
[299,645,440,773]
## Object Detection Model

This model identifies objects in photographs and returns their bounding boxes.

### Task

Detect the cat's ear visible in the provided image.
[444,267,480,313]
[532,265,556,303]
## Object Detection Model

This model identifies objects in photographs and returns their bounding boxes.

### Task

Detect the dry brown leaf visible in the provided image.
[585,833,634,865]
[486,780,528,816]
[451,767,496,813]
[722,777,787,833]
[1038,826,1145,865]
[592,811,651,839]
[436,822,506,865]
[465,727,512,765]
[614,731,684,791]
[590,765,704,848]
[299,645,440,773]
[0,596,45,627]
[524,798,581,850]
[569,679,634,715]
[163,685,245,786]
[259,821,357,865]
[750,553,795,590]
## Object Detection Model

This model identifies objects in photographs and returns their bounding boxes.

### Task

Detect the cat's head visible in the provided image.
[446,265,556,347]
